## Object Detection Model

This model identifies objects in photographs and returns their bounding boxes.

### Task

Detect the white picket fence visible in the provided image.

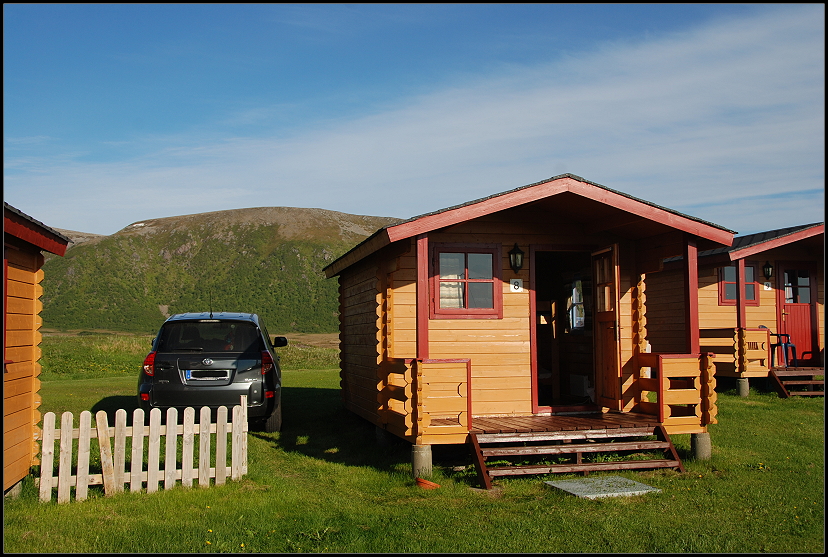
[38,396,248,503]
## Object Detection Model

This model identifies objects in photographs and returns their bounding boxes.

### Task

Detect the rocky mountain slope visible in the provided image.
[41,207,401,334]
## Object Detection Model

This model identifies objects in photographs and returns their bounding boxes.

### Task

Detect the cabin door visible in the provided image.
[777,262,818,365]
[592,245,622,410]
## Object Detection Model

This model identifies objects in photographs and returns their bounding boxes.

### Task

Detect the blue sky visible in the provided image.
[4,4,824,236]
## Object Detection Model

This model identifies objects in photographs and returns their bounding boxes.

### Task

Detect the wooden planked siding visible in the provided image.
[642,268,687,354]
[4,247,45,491]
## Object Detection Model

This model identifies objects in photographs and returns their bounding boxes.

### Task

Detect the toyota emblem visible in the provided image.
[202,358,214,366]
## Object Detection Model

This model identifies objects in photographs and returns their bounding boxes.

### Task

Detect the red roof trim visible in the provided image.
[4,213,69,256]
[728,224,824,260]
[385,176,733,245]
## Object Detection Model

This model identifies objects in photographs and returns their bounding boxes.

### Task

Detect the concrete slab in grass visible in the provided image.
[545,476,661,499]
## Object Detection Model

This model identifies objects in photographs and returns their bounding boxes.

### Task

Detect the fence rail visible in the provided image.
[38,396,248,503]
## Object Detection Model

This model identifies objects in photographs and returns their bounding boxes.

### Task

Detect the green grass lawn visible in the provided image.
[3,335,825,553]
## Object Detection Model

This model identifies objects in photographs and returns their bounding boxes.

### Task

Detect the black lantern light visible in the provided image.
[509,243,524,274]
[762,261,773,280]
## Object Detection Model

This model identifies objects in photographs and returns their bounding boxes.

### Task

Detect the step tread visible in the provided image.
[475,426,657,444]
[481,440,670,457]
[487,459,682,476]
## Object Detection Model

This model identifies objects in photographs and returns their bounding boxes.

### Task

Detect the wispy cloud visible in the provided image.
[4,5,823,235]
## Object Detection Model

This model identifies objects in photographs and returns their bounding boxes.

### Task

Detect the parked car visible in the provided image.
[138,312,287,432]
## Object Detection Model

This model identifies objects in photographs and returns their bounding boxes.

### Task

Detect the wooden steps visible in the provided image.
[467,425,684,490]
[769,368,825,398]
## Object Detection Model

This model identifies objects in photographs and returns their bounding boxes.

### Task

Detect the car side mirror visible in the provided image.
[272,336,288,348]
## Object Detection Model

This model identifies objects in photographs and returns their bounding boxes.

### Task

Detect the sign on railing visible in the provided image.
[38,396,248,503]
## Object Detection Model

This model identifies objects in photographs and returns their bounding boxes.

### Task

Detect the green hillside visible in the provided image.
[41,207,399,334]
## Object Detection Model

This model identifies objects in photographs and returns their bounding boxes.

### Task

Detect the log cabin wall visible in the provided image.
[642,268,687,354]
[4,236,45,492]
[337,257,383,425]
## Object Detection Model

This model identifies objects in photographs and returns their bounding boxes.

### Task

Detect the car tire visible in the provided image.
[263,404,282,433]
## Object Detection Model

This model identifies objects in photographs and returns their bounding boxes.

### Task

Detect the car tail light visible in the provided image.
[261,351,274,374]
[140,393,150,401]
[143,351,156,376]
[265,390,275,398]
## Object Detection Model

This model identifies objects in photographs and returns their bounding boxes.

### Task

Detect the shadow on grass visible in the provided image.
[251,386,416,474]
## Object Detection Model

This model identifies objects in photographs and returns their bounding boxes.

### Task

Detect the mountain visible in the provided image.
[40,207,401,334]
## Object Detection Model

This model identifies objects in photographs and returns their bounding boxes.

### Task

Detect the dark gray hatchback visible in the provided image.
[138,312,287,432]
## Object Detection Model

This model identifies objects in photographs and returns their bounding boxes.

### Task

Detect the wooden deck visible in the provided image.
[470,412,662,435]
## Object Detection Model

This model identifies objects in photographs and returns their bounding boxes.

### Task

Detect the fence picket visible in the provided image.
[39,412,56,502]
[76,411,92,501]
[182,407,195,488]
[114,409,128,492]
[57,412,73,503]
[147,408,161,494]
[96,411,116,496]
[215,406,228,486]
[164,407,178,490]
[199,407,211,487]
[130,408,145,492]
[37,399,247,503]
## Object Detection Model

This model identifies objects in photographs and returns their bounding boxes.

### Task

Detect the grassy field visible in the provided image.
[3,334,825,553]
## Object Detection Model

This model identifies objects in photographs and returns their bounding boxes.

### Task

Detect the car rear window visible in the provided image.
[157,321,262,353]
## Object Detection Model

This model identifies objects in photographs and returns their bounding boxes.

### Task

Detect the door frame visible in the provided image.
[775,260,819,364]
[529,244,599,414]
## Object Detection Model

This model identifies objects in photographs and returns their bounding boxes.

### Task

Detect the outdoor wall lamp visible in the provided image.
[509,243,524,274]
[762,261,773,280]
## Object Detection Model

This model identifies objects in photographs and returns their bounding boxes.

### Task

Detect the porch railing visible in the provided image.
[636,352,717,433]
[700,327,770,376]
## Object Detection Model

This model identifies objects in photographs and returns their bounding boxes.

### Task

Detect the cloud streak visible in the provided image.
[4,5,823,235]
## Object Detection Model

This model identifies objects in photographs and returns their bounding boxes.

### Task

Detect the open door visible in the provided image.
[592,246,622,410]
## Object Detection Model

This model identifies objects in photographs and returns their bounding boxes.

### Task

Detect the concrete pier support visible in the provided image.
[737,377,750,397]
[691,432,712,460]
[411,444,433,478]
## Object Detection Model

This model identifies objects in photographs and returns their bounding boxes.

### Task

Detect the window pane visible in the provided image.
[723,266,736,282]
[798,288,810,303]
[439,253,464,280]
[744,266,754,283]
[572,280,583,303]
[468,282,493,308]
[797,270,810,286]
[570,304,585,329]
[468,253,493,280]
[725,283,737,300]
[439,282,464,309]
[745,284,755,300]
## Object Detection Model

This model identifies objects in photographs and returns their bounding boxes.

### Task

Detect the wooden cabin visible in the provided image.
[324,174,736,484]
[4,203,70,494]
[650,222,824,397]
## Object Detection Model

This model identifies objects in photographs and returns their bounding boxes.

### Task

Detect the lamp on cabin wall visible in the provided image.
[762,261,774,280]
[509,243,524,274]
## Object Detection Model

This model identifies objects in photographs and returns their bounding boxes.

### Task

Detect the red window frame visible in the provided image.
[429,243,503,319]
[718,263,760,306]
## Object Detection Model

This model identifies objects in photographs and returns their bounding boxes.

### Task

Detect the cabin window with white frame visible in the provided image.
[431,245,502,319]
[718,264,759,306]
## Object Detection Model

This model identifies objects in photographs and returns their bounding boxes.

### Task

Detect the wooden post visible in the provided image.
[57,412,73,503]
[215,406,228,486]
[182,407,195,488]
[416,234,429,360]
[684,237,700,355]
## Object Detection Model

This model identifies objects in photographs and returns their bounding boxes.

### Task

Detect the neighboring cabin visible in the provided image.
[649,222,824,395]
[4,203,70,494]
[324,174,737,475]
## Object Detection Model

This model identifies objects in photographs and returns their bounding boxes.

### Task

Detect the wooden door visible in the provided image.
[592,246,621,409]
[777,263,817,365]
